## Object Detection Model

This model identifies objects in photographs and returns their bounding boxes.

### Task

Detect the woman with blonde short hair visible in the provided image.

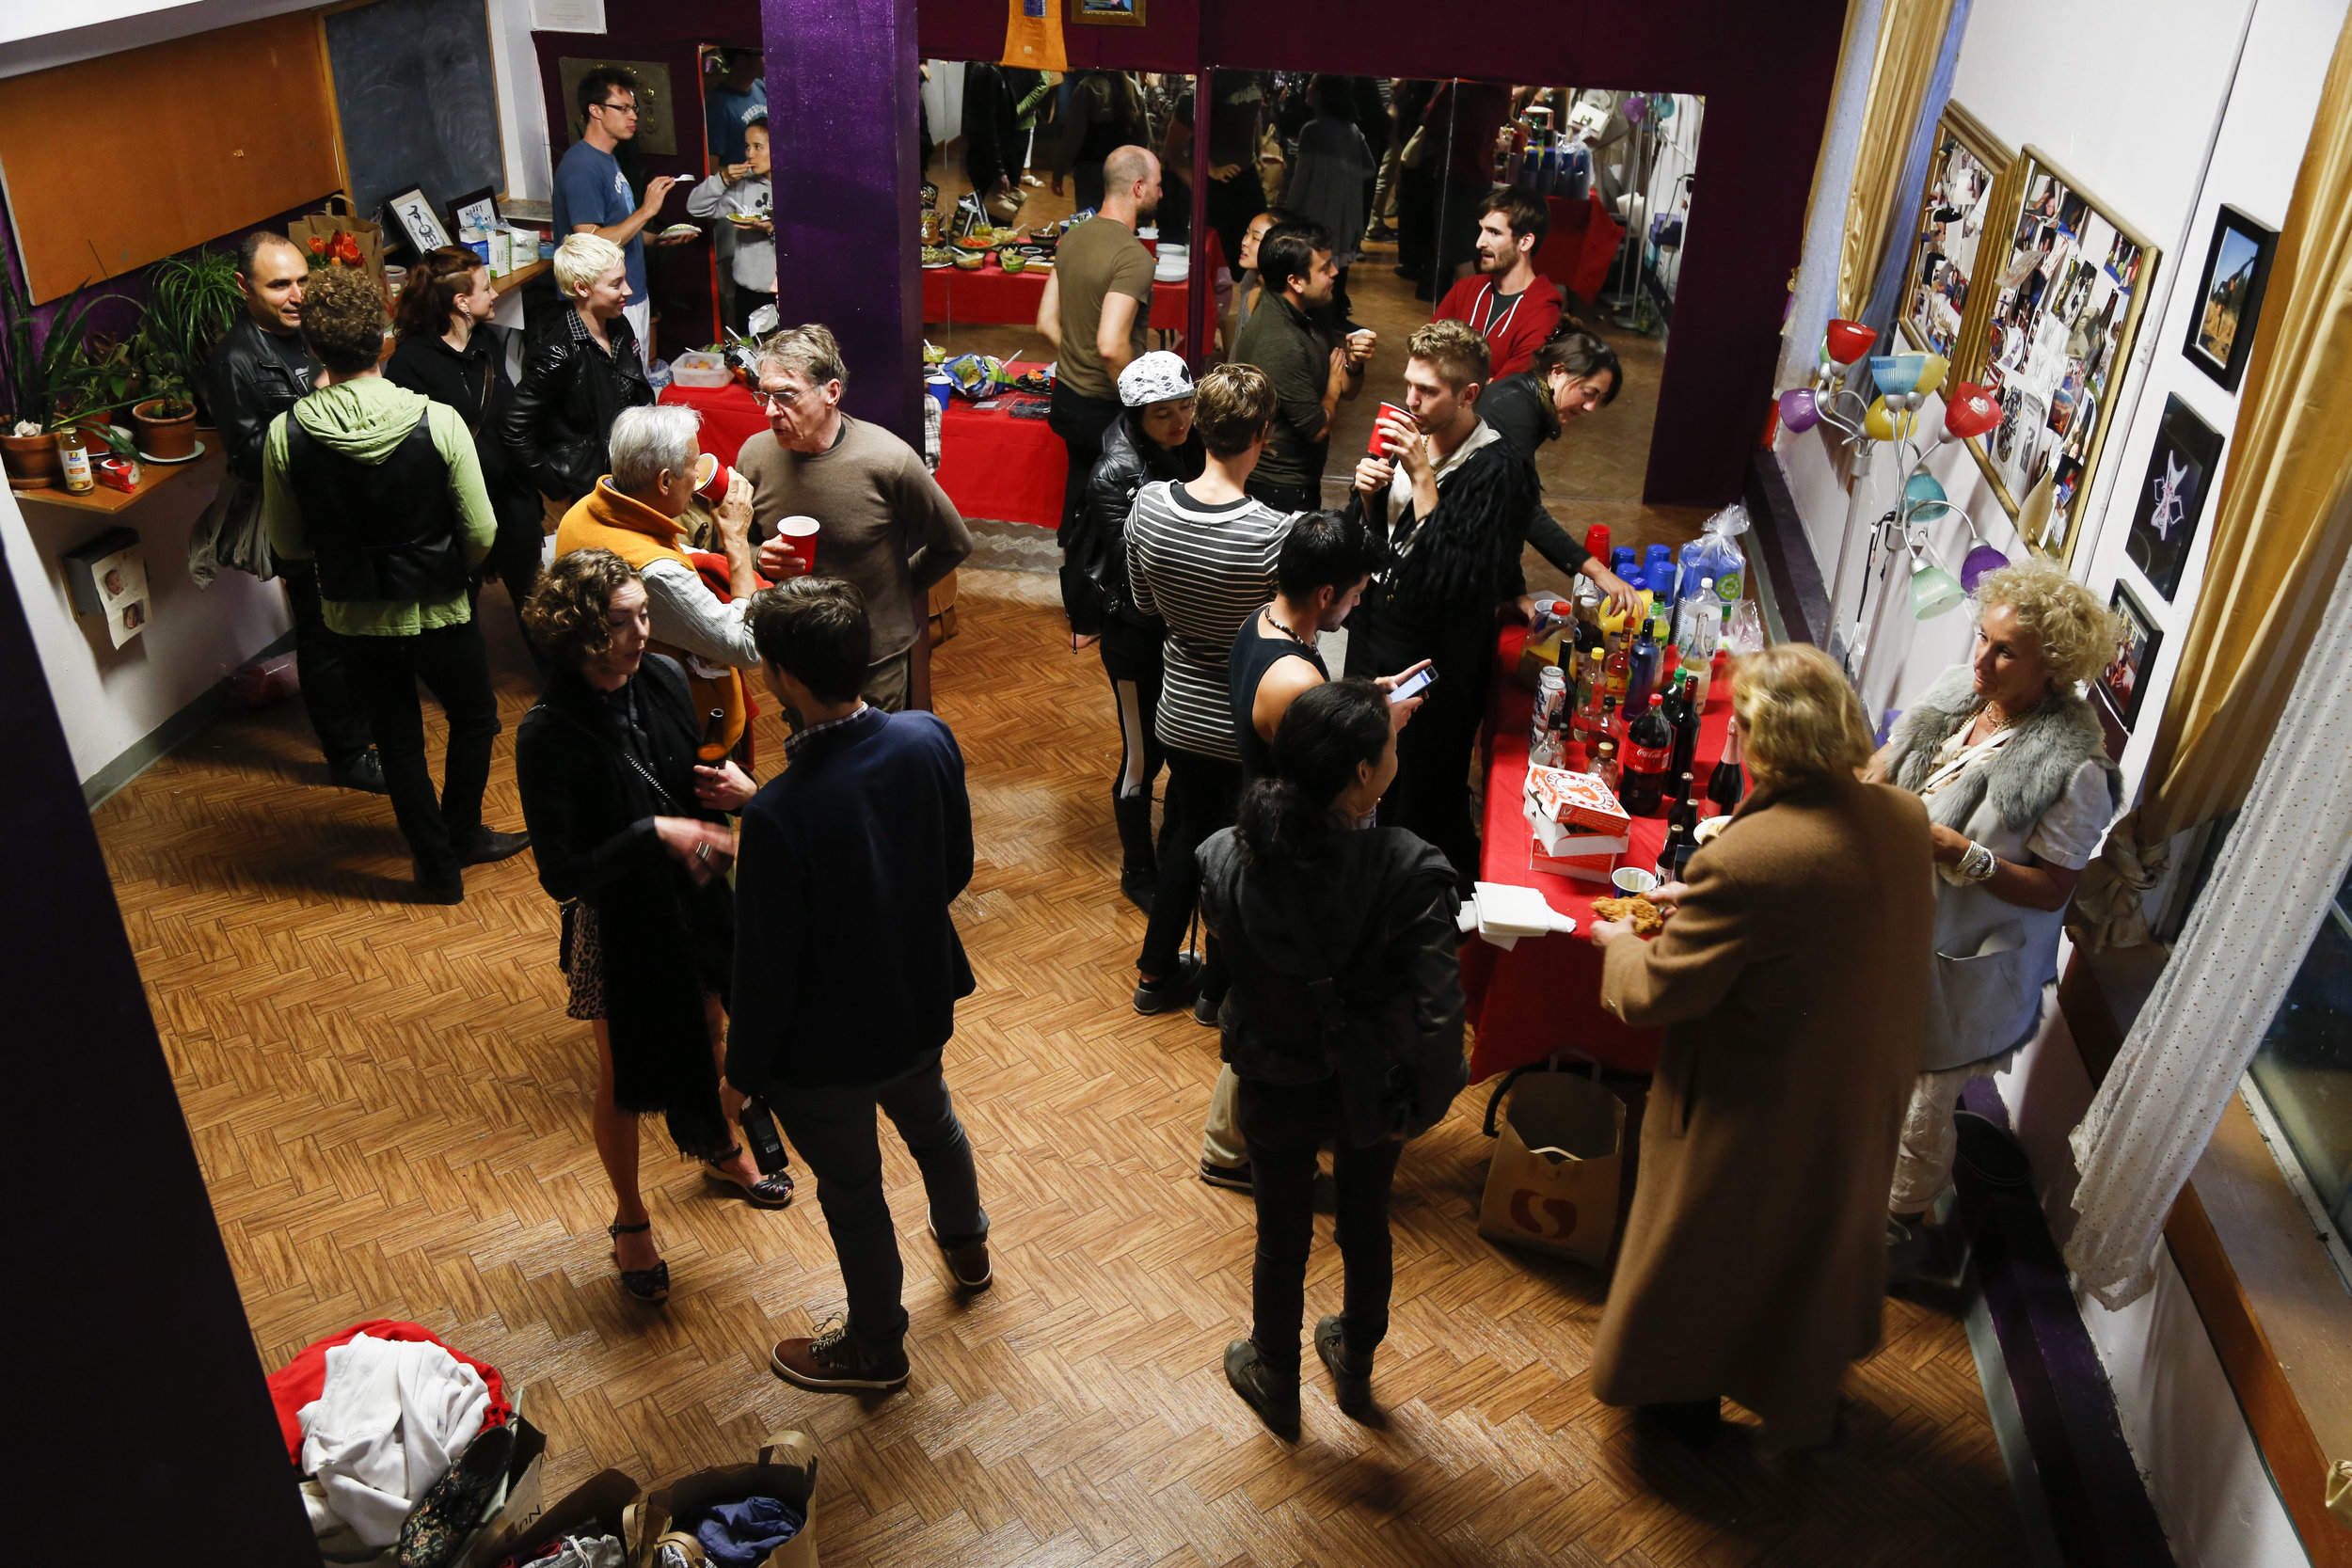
[1868,561,2123,1277]
[1584,642,1935,1449]
[503,232,654,520]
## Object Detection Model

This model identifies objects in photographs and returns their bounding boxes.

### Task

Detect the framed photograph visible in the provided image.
[388,187,451,255]
[1961,146,2160,566]
[2183,204,2276,392]
[2124,393,2226,602]
[446,185,500,241]
[2095,580,2163,734]
[1071,0,1146,23]
[1899,103,2014,372]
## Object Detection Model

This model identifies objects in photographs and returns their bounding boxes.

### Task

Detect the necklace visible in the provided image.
[1266,604,1315,649]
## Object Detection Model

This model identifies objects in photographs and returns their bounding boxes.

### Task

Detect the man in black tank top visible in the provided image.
[1201,510,1430,1191]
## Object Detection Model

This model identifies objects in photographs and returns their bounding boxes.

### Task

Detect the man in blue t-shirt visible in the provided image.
[703,51,768,166]
[553,65,679,360]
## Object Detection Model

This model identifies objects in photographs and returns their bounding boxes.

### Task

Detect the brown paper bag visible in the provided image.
[460,1466,639,1568]
[287,196,389,300]
[1476,1061,1626,1269]
[628,1432,819,1568]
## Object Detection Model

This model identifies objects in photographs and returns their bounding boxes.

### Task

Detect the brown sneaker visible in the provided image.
[928,1211,993,1291]
[769,1318,910,1392]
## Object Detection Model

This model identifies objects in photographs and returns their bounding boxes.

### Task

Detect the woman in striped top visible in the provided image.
[1124,364,1297,1017]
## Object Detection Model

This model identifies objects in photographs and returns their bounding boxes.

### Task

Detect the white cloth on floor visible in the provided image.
[297,1332,490,1547]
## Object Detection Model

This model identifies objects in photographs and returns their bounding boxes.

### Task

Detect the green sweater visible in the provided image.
[1230,293,1343,490]
[261,375,496,636]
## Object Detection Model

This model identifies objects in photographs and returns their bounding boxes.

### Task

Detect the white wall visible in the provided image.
[6,463,292,785]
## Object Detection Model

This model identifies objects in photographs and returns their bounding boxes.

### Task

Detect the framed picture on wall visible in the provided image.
[1899,103,2013,372]
[1961,146,2160,566]
[2095,580,2163,736]
[387,187,451,256]
[446,185,500,240]
[1070,0,1146,22]
[2183,204,2277,392]
[2124,393,2226,602]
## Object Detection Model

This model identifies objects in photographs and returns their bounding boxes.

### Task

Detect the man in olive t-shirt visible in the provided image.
[1037,144,1161,637]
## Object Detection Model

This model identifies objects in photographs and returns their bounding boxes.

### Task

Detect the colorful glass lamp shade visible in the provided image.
[1908,546,1966,619]
[1942,382,2001,441]
[1870,354,1928,397]
[1824,319,1878,365]
[1960,541,2010,592]
[1903,471,1947,510]
[1777,388,1820,433]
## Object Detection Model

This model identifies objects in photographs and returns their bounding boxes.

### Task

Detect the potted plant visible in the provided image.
[0,270,111,489]
[131,358,199,461]
[144,249,242,426]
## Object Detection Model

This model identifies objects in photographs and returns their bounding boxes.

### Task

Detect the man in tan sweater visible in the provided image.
[743,325,973,710]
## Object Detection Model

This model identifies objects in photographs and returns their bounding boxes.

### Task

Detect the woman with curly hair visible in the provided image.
[1867,560,2125,1278]
[515,549,791,1306]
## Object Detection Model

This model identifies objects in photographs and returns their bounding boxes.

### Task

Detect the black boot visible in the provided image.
[1112,792,1157,913]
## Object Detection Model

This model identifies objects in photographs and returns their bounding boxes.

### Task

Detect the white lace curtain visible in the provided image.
[2065,533,2352,1309]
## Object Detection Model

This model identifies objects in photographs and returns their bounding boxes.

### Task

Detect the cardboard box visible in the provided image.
[1527,807,1629,863]
[1524,764,1632,835]
[1530,837,1623,882]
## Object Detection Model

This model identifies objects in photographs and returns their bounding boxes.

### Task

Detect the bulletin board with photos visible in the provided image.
[1899,102,2018,382]
[1960,148,2158,565]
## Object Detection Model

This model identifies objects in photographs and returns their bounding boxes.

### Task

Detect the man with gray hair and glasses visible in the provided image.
[739,325,973,711]
[553,404,770,762]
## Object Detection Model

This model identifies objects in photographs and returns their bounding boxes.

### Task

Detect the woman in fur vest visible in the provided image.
[1867,561,2123,1278]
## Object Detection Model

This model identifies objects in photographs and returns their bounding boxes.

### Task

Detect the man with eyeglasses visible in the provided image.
[554,66,680,361]
[738,325,972,713]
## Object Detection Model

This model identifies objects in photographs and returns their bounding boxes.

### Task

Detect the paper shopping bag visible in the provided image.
[459,1464,638,1568]
[628,1432,819,1568]
[1477,1061,1626,1269]
[287,197,389,299]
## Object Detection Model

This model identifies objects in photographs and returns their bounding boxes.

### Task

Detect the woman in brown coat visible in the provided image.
[1586,643,1934,1448]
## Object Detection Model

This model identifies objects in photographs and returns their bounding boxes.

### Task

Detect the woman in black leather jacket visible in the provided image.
[504,233,653,521]
[1198,677,1465,1437]
[1072,350,1204,911]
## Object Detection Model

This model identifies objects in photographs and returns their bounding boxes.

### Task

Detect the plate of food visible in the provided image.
[657,222,702,241]
[919,246,955,269]
[726,213,771,228]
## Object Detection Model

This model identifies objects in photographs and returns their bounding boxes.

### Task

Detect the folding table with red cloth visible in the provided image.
[1460,625,1735,1083]
[264,1319,512,1462]
[922,260,1192,329]
[1533,192,1628,308]
[659,367,1068,529]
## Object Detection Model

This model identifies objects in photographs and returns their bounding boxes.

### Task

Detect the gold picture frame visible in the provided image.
[1070,0,1146,24]
[1959,145,2158,564]
[1898,102,2015,382]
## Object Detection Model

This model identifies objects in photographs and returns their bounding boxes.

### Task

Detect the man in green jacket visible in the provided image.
[1229,218,1375,513]
[261,264,529,902]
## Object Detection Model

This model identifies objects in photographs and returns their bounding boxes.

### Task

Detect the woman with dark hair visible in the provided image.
[1198,677,1467,1436]
[1477,327,1642,617]
[515,548,791,1306]
[387,246,545,644]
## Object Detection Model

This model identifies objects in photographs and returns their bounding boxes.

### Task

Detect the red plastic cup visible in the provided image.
[1584,523,1611,562]
[1368,402,1412,456]
[693,451,735,504]
[770,515,819,578]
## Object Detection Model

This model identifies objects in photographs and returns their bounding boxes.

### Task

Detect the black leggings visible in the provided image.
[1137,747,1239,983]
[1242,1075,1402,1372]
[1100,618,1170,876]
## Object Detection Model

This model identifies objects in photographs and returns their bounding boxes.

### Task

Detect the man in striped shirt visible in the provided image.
[1124,364,1295,1017]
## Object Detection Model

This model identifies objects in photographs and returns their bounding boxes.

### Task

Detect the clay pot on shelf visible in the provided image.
[1,429,60,490]
[132,398,199,461]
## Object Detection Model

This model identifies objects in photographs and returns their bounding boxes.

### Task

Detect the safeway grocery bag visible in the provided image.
[1476,1060,1627,1269]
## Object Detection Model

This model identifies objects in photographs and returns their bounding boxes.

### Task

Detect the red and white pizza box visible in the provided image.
[1524,763,1633,835]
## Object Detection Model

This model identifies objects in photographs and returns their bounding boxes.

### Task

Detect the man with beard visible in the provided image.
[1434,188,1564,381]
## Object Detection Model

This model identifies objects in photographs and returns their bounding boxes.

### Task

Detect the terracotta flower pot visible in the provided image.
[1,429,60,490]
[133,398,199,461]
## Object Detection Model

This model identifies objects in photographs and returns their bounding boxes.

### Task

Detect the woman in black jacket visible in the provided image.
[1198,678,1466,1436]
[1475,329,1640,615]
[515,549,790,1305]
[387,246,546,645]
[503,233,653,521]
[1072,350,1204,911]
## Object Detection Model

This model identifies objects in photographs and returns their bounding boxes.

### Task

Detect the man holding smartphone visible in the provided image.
[1198,511,1429,1191]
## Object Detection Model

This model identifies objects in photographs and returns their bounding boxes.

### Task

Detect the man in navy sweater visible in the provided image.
[729,578,988,1393]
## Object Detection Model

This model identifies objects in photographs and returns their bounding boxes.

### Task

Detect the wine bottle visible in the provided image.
[1707,716,1748,815]
[1625,617,1661,721]
[1621,693,1674,816]
[1666,673,1702,781]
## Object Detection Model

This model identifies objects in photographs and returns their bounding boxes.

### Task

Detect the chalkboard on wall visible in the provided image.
[324,0,505,248]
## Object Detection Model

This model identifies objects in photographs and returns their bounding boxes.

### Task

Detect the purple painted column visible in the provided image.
[760,0,924,442]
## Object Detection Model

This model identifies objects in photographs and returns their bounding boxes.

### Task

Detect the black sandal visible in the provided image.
[703,1144,794,1208]
[607,1221,670,1304]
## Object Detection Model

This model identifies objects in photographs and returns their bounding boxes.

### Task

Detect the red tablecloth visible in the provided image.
[921,260,1191,330]
[1461,625,1736,1082]
[659,366,1067,530]
[1534,192,1627,306]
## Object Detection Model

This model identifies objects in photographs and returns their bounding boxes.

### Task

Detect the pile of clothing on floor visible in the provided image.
[266,1319,534,1568]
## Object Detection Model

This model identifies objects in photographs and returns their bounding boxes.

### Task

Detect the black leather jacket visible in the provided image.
[204,317,320,483]
[501,311,653,504]
[1073,411,1201,628]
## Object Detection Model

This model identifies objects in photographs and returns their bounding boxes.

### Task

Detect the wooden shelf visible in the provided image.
[493,260,549,295]
[11,446,214,515]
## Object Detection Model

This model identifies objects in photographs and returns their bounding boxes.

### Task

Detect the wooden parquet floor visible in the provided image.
[98,569,2025,1566]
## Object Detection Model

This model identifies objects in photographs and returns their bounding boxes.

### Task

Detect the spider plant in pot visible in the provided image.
[0,270,112,489]
[145,249,242,426]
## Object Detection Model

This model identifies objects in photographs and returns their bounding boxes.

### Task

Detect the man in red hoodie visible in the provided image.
[1435,188,1562,381]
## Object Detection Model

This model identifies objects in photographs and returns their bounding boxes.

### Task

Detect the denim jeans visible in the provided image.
[771,1050,987,1355]
[1240,1075,1403,1373]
